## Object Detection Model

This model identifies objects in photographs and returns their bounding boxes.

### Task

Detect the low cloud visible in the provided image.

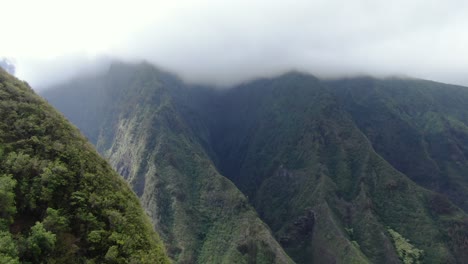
[2,0,468,89]
[0,58,16,75]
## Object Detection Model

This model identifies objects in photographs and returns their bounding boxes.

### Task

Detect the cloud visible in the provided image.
[2,0,468,89]
[14,54,112,89]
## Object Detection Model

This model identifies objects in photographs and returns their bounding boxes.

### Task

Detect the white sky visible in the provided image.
[2,0,468,89]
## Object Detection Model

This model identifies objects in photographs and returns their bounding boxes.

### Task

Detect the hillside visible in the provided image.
[0,68,169,263]
[328,77,468,211]
[43,62,468,263]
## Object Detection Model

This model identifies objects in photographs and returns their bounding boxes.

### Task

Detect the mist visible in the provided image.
[2,0,468,90]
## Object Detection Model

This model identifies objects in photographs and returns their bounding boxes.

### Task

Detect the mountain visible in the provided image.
[0,68,169,263]
[43,62,468,263]
[328,77,468,211]
[44,62,293,264]
[200,73,468,263]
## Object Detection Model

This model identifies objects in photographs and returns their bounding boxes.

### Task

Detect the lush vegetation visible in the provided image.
[387,228,424,264]
[0,68,169,263]
[43,63,468,263]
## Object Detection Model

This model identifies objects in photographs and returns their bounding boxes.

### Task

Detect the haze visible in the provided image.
[2,0,468,89]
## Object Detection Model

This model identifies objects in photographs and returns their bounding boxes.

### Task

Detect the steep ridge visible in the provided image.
[328,77,468,212]
[43,63,468,263]
[44,62,293,263]
[0,68,169,263]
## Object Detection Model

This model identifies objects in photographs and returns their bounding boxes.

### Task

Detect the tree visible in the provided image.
[0,231,19,264]
[43,208,69,234]
[388,228,424,264]
[0,174,16,229]
[25,222,56,262]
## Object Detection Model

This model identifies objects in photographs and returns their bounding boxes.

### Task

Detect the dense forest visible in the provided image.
[43,62,468,263]
[0,68,169,263]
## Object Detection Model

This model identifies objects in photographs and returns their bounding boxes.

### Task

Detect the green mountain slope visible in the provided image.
[43,63,468,264]
[0,68,169,263]
[328,77,468,212]
[201,73,468,263]
[44,62,293,263]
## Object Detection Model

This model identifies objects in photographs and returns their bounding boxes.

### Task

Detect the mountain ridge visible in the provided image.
[42,62,468,263]
[0,68,169,263]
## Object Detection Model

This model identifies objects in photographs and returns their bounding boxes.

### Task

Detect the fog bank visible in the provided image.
[2,0,468,89]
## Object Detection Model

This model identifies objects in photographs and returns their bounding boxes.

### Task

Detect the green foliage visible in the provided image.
[0,174,16,228]
[43,208,69,233]
[0,231,19,264]
[388,228,424,264]
[0,68,169,263]
[104,245,119,262]
[24,222,56,262]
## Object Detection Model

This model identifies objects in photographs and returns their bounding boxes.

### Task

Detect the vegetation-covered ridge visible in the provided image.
[0,68,169,263]
[43,62,468,263]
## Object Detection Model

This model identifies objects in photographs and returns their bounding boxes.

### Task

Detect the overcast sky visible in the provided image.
[2,0,468,89]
